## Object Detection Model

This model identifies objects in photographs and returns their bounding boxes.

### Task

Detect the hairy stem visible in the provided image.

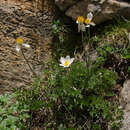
[87,27,91,76]
[21,48,37,77]
[81,31,84,44]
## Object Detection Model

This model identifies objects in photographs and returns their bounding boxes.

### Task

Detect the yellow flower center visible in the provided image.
[85,18,91,24]
[16,37,23,44]
[64,60,69,67]
[77,16,84,23]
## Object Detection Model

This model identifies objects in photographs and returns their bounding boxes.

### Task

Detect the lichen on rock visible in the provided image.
[0,0,56,93]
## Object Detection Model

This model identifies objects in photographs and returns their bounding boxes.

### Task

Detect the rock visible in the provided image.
[55,0,77,11]
[55,0,130,25]
[120,80,130,106]
[65,0,88,20]
[0,0,55,93]
[120,80,130,130]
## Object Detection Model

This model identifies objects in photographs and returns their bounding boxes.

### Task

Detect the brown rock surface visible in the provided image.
[120,80,130,130]
[55,0,77,11]
[55,0,130,24]
[0,0,56,93]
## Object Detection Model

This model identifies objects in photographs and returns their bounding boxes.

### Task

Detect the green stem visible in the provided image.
[21,48,37,77]
[87,27,91,76]
[81,30,84,44]
[88,27,90,47]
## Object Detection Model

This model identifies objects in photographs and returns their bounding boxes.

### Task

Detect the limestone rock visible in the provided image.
[120,80,130,106]
[120,80,130,130]
[0,0,55,93]
[55,0,77,11]
[55,0,130,25]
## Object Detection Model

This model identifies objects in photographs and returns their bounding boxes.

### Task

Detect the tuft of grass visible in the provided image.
[91,17,130,47]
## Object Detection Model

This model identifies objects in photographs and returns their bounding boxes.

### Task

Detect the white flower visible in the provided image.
[72,87,77,90]
[16,37,30,52]
[78,23,86,32]
[59,56,74,68]
[85,12,95,28]
[76,16,86,32]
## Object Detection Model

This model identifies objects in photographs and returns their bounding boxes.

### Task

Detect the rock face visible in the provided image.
[55,0,77,11]
[120,80,130,130]
[0,0,56,93]
[55,0,130,24]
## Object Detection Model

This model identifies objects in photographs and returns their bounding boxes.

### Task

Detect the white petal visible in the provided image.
[76,21,79,24]
[59,64,65,67]
[69,58,74,65]
[80,24,86,32]
[66,56,70,61]
[67,59,74,67]
[22,43,30,48]
[60,57,65,64]
[64,64,69,67]
[86,25,90,28]
[73,87,77,90]
[90,22,96,26]
[16,45,21,52]
[87,12,93,20]
[59,63,68,68]
[67,58,74,67]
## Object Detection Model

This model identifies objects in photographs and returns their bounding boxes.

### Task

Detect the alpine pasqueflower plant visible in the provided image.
[16,37,30,52]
